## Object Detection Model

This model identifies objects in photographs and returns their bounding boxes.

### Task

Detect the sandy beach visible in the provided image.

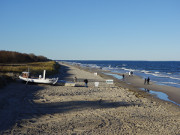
[0,62,180,135]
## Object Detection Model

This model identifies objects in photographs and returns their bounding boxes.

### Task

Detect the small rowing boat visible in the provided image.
[19,70,58,85]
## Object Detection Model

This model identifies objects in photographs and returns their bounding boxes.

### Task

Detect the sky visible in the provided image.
[0,0,180,61]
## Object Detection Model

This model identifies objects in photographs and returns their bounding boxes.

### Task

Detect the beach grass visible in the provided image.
[0,61,59,75]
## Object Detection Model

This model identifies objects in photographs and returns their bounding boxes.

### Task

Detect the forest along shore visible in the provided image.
[0,62,179,134]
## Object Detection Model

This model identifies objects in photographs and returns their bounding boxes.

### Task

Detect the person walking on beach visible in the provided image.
[74,76,77,83]
[84,79,88,87]
[147,77,150,84]
[131,71,133,76]
[144,78,147,85]
[122,74,125,80]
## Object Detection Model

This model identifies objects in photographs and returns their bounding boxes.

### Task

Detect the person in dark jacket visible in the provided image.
[121,74,125,81]
[84,79,88,87]
[74,76,77,83]
[144,78,147,85]
[147,77,150,84]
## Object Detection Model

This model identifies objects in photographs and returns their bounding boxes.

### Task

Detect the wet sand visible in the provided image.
[123,74,180,105]
[0,62,179,134]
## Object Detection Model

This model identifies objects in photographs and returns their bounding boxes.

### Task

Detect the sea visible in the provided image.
[59,60,180,89]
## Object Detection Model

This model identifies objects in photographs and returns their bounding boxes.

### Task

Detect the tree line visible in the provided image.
[0,50,50,63]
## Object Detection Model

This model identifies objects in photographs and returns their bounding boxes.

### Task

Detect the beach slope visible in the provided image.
[0,62,179,134]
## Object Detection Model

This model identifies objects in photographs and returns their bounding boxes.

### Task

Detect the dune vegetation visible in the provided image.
[0,50,60,88]
[0,61,60,76]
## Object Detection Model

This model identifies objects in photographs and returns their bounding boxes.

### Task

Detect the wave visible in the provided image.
[141,70,152,74]
[150,73,180,80]
[120,67,136,72]
[162,82,179,85]
[155,72,160,74]
[169,76,180,80]
[109,67,180,81]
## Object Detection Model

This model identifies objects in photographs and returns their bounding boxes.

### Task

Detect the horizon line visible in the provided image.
[55,60,180,62]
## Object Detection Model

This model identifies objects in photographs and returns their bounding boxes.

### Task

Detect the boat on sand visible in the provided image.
[19,70,58,84]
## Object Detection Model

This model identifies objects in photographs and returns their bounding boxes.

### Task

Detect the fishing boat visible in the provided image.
[19,70,58,84]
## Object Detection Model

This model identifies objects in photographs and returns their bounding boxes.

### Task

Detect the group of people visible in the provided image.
[144,77,150,85]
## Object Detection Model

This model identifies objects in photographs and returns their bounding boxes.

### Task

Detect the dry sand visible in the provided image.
[0,62,180,135]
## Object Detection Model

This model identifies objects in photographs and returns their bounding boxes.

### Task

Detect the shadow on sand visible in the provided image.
[0,84,140,132]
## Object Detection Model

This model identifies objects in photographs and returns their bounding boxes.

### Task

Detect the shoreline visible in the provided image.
[124,74,180,105]
[68,62,180,106]
[103,71,180,106]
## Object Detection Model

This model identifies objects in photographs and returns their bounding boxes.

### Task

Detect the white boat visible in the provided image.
[19,70,58,85]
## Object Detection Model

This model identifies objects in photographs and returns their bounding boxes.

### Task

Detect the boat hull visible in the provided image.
[19,76,58,84]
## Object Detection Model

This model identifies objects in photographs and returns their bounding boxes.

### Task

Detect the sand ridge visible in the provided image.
[0,62,179,134]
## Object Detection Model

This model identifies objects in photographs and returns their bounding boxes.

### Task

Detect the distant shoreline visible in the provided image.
[58,60,180,89]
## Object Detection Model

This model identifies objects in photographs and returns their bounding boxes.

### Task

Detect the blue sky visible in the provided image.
[0,0,180,60]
